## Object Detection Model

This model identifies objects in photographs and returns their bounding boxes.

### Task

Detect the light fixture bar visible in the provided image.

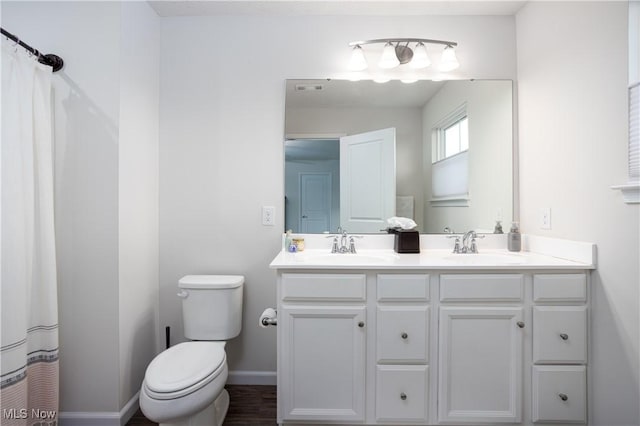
[348,38,457,48]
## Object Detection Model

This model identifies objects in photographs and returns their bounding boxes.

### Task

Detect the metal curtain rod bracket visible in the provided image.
[1,27,64,72]
[348,38,458,47]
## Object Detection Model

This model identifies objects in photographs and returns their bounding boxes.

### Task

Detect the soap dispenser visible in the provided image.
[493,221,504,234]
[508,222,521,252]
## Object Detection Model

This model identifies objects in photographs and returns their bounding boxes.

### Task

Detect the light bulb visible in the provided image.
[348,45,368,71]
[378,42,400,69]
[439,45,460,72]
[373,76,391,83]
[410,42,431,69]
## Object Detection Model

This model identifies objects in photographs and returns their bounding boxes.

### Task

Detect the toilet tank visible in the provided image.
[178,275,244,340]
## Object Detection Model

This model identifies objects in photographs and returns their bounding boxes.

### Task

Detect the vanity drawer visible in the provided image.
[377,274,430,302]
[533,306,587,364]
[281,273,366,302]
[532,366,586,423]
[440,274,524,302]
[377,306,429,364]
[534,274,586,303]
[376,365,429,423]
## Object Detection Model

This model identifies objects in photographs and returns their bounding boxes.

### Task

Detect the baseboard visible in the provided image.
[59,391,140,426]
[119,391,140,425]
[59,412,120,426]
[227,370,277,385]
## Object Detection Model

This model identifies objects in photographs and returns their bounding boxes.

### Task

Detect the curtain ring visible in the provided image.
[13,38,19,52]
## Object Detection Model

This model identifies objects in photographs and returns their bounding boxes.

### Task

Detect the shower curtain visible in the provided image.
[1,42,59,425]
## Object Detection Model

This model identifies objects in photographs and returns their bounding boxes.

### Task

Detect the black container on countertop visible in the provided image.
[388,228,420,253]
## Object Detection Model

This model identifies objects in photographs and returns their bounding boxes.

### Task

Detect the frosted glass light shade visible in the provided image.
[348,46,368,71]
[410,42,431,69]
[378,42,400,69]
[439,45,459,72]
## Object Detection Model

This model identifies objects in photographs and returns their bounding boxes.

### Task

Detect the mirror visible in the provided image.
[284,79,513,234]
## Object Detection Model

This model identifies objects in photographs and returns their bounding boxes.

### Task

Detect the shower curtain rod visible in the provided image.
[1,27,64,72]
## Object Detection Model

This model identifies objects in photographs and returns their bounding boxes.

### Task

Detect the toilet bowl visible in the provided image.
[139,275,243,426]
[140,342,228,425]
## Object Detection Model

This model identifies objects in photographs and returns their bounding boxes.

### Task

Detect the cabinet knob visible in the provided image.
[559,333,569,340]
[401,332,408,340]
[358,321,365,328]
[559,393,568,401]
[400,392,407,401]
[517,321,525,328]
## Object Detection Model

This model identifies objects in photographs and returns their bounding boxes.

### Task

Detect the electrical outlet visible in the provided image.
[540,207,551,230]
[262,206,275,226]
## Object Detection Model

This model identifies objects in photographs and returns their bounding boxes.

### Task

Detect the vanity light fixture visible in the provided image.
[347,38,459,73]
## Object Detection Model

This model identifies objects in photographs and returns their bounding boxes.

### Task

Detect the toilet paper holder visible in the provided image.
[261,316,277,326]
[259,308,278,327]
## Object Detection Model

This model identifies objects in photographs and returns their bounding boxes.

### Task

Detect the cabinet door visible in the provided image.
[438,307,523,423]
[280,306,366,422]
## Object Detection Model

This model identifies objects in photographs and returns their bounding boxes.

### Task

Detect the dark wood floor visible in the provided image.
[126,385,277,425]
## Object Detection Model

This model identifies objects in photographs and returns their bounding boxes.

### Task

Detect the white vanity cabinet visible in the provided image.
[375,274,430,423]
[438,274,524,423]
[274,268,591,426]
[531,274,588,424]
[278,273,367,423]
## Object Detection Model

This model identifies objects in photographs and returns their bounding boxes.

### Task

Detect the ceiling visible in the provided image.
[149,1,527,17]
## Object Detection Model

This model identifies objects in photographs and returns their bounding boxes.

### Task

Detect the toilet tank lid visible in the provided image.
[178,275,244,289]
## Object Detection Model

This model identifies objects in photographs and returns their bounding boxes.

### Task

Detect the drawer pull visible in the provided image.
[559,393,568,401]
[358,321,365,328]
[401,332,408,340]
[517,321,525,328]
[400,392,407,401]
[559,333,569,340]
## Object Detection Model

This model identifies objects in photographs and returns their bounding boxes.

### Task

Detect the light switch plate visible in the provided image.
[540,207,551,230]
[262,206,275,226]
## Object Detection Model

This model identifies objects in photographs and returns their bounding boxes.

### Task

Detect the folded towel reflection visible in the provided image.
[387,216,417,230]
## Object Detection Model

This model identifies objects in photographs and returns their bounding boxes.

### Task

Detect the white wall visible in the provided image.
[2,0,160,417]
[422,80,513,233]
[516,2,640,425]
[160,14,516,376]
[118,1,160,409]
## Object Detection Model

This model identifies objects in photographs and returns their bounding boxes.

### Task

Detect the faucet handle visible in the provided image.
[448,235,462,253]
[469,234,485,253]
[348,236,357,254]
[469,238,479,253]
[326,235,339,253]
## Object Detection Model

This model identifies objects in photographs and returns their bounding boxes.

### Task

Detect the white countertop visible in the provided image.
[269,248,595,270]
[270,234,596,270]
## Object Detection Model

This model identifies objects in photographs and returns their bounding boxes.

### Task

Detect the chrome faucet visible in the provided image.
[461,230,485,253]
[327,227,358,253]
[448,230,485,254]
[461,230,477,253]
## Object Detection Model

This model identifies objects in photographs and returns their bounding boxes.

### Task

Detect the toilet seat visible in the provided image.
[143,341,226,400]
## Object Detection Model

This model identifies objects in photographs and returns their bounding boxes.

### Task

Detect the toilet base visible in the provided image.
[159,389,229,426]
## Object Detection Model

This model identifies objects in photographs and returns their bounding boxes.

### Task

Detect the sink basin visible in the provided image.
[442,252,526,265]
[294,251,400,265]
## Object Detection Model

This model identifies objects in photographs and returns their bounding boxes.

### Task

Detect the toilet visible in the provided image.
[140,275,244,426]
